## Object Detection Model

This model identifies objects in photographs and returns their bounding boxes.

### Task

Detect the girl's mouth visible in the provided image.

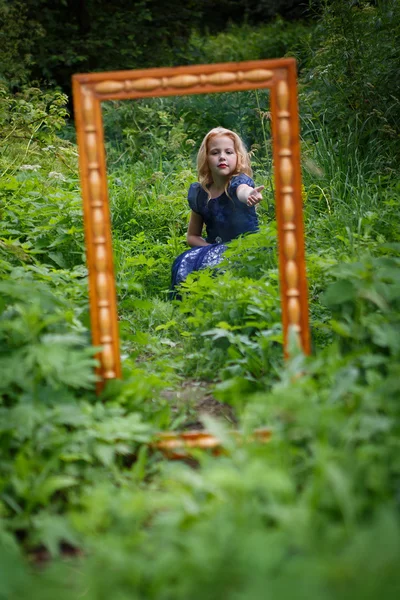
[218,163,228,168]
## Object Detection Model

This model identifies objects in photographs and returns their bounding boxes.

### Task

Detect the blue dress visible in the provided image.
[171,174,258,290]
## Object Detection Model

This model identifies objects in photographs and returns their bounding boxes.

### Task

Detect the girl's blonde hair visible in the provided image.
[197,127,252,196]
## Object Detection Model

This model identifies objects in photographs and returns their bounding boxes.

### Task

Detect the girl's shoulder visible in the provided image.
[188,182,207,213]
[228,173,255,193]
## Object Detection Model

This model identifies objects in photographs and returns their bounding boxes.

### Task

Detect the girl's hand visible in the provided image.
[247,185,264,206]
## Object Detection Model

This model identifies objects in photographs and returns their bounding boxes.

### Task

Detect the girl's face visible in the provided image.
[207,135,237,180]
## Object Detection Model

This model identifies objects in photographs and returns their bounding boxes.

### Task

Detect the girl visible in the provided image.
[171,127,264,291]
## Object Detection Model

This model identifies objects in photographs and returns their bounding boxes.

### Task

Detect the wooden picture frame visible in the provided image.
[72,58,310,392]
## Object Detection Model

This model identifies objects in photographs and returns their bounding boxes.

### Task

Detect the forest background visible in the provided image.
[1,0,400,597]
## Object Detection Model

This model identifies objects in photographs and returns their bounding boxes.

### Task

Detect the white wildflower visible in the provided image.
[19,164,41,171]
[48,171,66,181]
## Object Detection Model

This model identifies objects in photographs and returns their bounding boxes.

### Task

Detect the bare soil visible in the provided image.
[161,379,237,430]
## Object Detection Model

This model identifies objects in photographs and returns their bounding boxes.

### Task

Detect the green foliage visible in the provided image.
[301,0,400,167]
[0,84,69,147]
[0,0,202,91]
[322,255,400,356]
[0,84,84,272]
[0,1,314,93]
[1,173,84,269]
[0,275,97,399]
[103,90,272,167]
[173,228,281,384]
[1,11,400,599]
[188,18,312,66]
[0,0,45,87]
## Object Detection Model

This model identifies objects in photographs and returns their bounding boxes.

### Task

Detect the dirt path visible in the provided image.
[161,379,237,430]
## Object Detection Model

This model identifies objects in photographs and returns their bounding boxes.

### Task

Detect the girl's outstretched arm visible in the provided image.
[237,184,264,206]
[186,211,209,247]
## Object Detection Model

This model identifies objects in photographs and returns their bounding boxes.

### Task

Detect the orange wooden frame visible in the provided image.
[72,58,310,390]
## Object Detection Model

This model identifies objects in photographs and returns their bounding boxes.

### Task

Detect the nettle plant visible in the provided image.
[171,227,282,384]
[0,275,97,402]
[322,254,400,360]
